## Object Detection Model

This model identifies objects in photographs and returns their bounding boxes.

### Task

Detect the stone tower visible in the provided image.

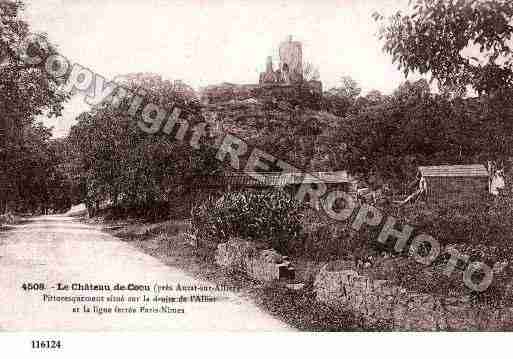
[260,55,279,84]
[279,35,303,84]
[265,56,273,73]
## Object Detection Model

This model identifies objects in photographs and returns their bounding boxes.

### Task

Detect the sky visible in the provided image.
[23,0,414,137]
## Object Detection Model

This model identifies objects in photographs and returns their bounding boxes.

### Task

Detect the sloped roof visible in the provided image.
[245,172,354,185]
[418,164,488,178]
[310,171,353,183]
[188,171,354,188]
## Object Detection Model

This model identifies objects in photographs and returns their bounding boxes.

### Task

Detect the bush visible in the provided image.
[300,207,368,262]
[0,212,18,226]
[191,190,306,254]
[389,194,513,264]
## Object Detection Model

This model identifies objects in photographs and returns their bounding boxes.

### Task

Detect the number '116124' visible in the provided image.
[31,340,62,349]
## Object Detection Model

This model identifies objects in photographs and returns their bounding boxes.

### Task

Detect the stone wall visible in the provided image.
[215,238,294,282]
[314,261,513,330]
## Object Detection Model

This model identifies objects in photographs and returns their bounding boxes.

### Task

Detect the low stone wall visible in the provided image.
[215,238,294,282]
[314,261,513,330]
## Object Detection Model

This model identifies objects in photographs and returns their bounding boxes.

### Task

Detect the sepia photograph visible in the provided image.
[1,0,513,352]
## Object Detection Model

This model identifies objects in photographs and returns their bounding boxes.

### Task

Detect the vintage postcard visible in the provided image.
[1,0,513,353]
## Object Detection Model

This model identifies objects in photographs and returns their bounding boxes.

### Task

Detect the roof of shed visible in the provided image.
[418,164,488,178]
[188,171,354,188]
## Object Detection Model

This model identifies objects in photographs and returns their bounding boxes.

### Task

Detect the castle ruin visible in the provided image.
[201,36,322,104]
[259,35,304,85]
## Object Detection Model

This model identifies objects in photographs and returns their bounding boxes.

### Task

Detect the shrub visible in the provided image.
[0,212,16,225]
[191,190,306,253]
[302,220,368,262]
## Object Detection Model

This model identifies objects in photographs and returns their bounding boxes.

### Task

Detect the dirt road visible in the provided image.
[0,216,291,331]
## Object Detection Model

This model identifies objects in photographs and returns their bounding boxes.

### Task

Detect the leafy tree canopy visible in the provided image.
[375,0,513,96]
[0,0,69,213]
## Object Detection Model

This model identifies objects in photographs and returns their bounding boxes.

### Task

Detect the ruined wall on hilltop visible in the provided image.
[200,83,322,107]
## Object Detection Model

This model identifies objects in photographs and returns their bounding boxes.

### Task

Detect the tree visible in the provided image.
[374,0,513,170]
[365,90,386,105]
[393,79,431,100]
[351,90,389,113]
[303,61,320,81]
[323,76,362,117]
[0,0,68,213]
[328,76,362,98]
[68,73,222,217]
[375,0,513,96]
[333,79,505,188]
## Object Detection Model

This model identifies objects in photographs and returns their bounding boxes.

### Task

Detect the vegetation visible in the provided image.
[361,0,513,185]
[3,0,513,302]
[191,190,306,254]
[375,0,513,96]
[331,79,513,187]
[0,1,70,214]
[65,73,221,217]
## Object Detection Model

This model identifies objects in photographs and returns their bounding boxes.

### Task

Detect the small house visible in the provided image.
[183,171,357,209]
[188,171,356,193]
[417,164,489,204]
